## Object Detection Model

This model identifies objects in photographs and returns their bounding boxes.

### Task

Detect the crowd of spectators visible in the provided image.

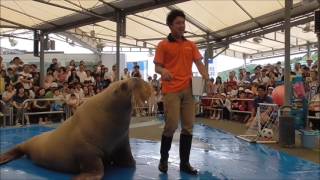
[0,56,161,126]
[202,59,319,129]
[0,55,319,129]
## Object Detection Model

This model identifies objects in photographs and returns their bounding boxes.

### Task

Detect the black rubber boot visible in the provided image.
[158,135,173,173]
[179,134,198,175]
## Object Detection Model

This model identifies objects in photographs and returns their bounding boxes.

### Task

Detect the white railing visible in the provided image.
[2,97,166,127]
[200,97,224,119]
[230,98,254,119]
[21,98,68,125]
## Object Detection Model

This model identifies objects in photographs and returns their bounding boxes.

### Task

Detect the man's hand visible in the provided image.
[155,64,173,81]
[161,68,173,81]
[195,60,209,81]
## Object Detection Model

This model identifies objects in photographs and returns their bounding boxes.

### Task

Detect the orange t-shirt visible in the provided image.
[154,39,202,93]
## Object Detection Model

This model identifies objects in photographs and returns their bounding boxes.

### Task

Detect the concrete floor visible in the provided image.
[129,117,320,164]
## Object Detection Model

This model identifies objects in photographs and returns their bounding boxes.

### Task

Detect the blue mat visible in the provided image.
[0,124,319,180]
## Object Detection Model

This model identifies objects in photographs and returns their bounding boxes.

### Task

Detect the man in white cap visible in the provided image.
[267,87,274,97]
[306,58,313,69]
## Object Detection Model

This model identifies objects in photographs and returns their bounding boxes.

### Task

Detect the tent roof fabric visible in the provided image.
[0,0,319,59]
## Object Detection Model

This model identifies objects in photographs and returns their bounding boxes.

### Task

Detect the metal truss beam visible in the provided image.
[262,32,304,46]
[222,49,245,59]
[243,40,274,50]
[248,41,318,60]
[63,0,108,19]
[231,44,260,53]
[59,28,101,54]
[212,46,228,60]
[132,14,167,26]
[137,34,205,41]
[41,0,189,33]
[262,34,287,45]
[93,24,155,48]
[233,0,263,28]
[133,13,199,37]
[197,13,314,48]
[276,31,310,43]
[0,25,21,29]
[198,44,244,59]
[127,17,167,36]
[66,31,156,49]
[250,49,317,62]
[0,34,34,41]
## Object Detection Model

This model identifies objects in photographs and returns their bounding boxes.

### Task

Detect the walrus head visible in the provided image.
[127,78,152,103]
[113,78,152,107]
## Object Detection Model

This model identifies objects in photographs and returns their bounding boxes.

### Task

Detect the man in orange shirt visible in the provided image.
[154,9,209,175]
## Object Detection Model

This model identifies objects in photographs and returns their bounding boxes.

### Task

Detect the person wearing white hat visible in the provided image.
[306,58,313,69]
[267,86,274,97]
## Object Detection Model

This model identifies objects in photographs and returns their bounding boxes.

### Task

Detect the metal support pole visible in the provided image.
[317,34,320,81]
[204,35,211,92]
[205,34,210,73]
[97,53,102,63]
[306,41,311,59]
[115,12,121,81]
[39,32,45,87]
[243,54,247,68]
[284,0,292,106]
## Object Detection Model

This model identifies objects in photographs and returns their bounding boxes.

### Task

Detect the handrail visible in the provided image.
[21,98,67,125]
[200,97,223,106]
[199,97,224,119]
[22,98,65,104]
[229,98,255,120]
[0,100,13,127]
[258,103,278,107]
[230,98,254,101]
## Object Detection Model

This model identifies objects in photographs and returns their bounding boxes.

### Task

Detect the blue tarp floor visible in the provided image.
[0,124,319,180]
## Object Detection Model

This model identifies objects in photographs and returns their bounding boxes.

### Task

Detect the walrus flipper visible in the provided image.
[73,155,104,180]
[0,146,25,165]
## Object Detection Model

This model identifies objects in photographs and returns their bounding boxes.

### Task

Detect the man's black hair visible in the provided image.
[166,9,185,26]
[257,85,266,91]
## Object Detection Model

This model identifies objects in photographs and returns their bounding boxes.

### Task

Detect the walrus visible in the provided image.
[0,78,152,180]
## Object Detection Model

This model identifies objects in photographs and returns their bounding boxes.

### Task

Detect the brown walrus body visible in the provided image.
[0,78,152,180]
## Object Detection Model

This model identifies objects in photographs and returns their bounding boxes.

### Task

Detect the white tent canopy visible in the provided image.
[0,0,319,60]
